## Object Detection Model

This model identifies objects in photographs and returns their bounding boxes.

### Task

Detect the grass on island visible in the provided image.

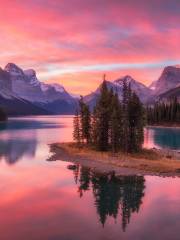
[49,142,180,175]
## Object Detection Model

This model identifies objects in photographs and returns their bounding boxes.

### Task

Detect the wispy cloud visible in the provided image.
[0,0,179,93]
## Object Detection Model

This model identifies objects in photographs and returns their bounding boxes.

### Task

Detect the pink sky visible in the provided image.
[0,0,179,94]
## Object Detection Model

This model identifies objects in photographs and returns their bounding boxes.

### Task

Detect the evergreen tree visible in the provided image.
[72,76,146,153]
[146,98,180,125]
[128,93,144,152]
[121,80,130,152]
[95,80,112,151]
[79,96,91,144]
[109,93,122,152]
[91,107,98,147]
[73,110,81,145]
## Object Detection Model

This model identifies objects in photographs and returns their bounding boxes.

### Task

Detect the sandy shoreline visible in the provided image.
[48,143,180,177]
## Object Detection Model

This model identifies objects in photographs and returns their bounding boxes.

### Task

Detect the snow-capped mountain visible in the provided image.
[149,66,180,95]
[113,75,152,102]
[70,93,81,99]
[0,66,50,115]
[0,63,77,114]
[4,63,75,103]
[1,63,180,115]
[0,67,12,93]
[84,75,152,109]
[157,86,180,102]
[0,91,50,116]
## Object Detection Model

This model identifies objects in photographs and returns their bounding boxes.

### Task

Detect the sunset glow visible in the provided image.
[0,0,179,94]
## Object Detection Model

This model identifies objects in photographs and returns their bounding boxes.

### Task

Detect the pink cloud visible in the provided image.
[0,0,179,93]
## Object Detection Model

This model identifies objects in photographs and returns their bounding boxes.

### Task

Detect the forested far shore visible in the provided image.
[0,107,7,122]
[147,98,180,125]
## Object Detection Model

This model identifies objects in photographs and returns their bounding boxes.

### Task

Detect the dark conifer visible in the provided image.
[128,93,145,152]
[121,79,130,152]
[73,109,81,145]
[0,107,7,122]
[72,76,146,153]
[91,107,98,147]
[109,93,122,152]
[146,98,180,125]
[95,80,111,151]
[79,96,91,144]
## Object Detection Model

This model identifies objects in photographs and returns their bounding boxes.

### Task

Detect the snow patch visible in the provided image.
[24,69,36,77]
[24,69,40,86]
[51,83,65,93]
[40,83,50,92]
[70,93,80,99]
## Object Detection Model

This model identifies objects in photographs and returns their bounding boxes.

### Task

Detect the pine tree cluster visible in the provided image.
[73,79,145,153]
[147,98,180,124]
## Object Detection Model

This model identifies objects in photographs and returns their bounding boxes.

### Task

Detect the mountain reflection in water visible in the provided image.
[0,117,179,166]
[0,116,67,164]
[68,164,145,232]
[0,116,179,240]
[0,131,37,164]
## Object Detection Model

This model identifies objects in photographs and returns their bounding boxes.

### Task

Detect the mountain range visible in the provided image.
[84,65,180,108]
[0,63,77,115]
[0,63,179,115]
[84,75,153,110]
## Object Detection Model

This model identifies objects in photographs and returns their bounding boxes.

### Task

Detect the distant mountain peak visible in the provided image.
[5,62,19,69]
[4,63,24,75]
[0,63,77,114]
[149,65,180,95]
[114,75,135,85]
[84,75,152,109]
[162,65,180,75]
[121,75,133,80]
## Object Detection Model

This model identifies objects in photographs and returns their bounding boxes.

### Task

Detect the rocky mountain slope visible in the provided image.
[0,63,180,115]
[0,92,50,116]
[85,66,180,108]
[84,75,153,109]
[0,63,77,115]
[150,66,180,95]
[158,86,180,102]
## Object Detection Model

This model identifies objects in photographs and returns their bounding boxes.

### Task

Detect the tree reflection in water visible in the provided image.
[68,164,145,231]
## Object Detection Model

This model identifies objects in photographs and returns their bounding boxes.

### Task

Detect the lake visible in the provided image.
[0,116,179,240]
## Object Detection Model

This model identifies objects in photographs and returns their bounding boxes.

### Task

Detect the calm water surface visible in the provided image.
[0,116,179,240]
[144,127,180,150]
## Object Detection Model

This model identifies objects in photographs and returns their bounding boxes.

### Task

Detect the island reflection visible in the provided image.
[68,164,145,231]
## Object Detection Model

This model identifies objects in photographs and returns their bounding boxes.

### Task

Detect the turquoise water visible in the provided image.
[0,116,179,240]
[144,127,180,150]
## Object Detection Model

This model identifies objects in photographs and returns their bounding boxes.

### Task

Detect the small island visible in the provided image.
[49,78,180,176]
[49,143,180,176]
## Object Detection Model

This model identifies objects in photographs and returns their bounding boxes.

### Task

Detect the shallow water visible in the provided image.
[0,116,179,240]
[144,127,180,150]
